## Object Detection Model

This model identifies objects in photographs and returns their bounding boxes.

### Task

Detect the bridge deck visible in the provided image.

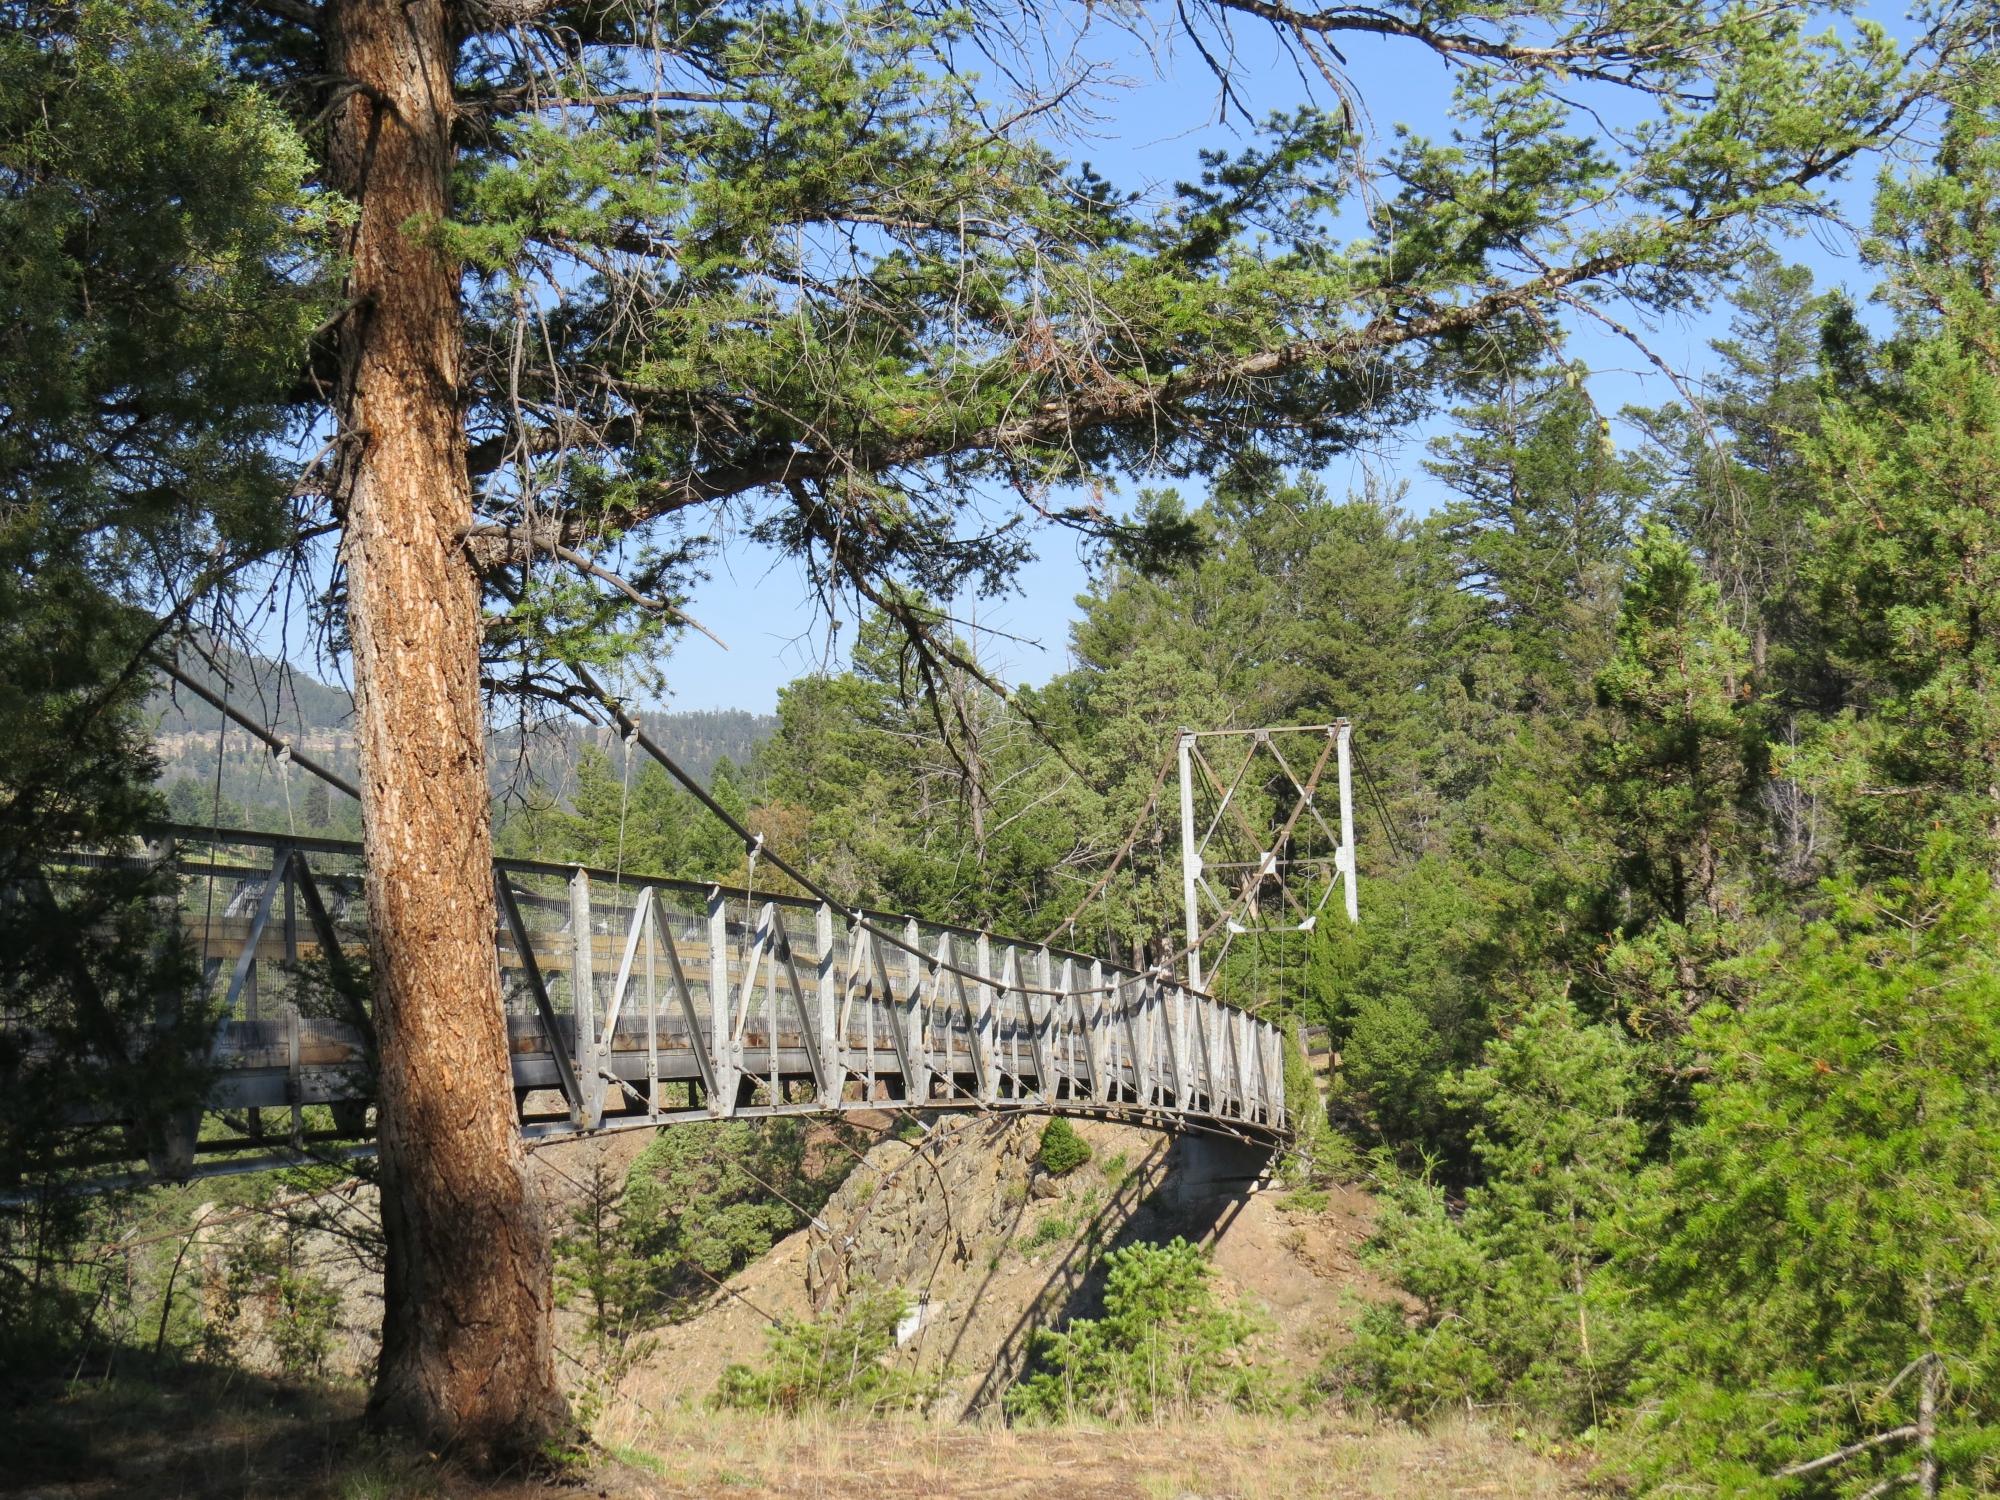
[43,825,1289,1176]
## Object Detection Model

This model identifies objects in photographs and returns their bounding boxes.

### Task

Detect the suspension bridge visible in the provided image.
[21,653,1354,1184]
[53,822,1289,1182]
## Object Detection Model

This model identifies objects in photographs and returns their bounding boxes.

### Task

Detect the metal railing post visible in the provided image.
[570,867,602,1129]
[707,886,730,1114]
[816,903,839,1108]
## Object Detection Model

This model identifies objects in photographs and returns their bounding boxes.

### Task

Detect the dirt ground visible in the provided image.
[12,1116,1570,1500]
[7,1371,1584,1500]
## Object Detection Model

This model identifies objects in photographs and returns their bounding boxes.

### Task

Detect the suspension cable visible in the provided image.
[147,625,1276,1008]
[149,648,360,802]
[1042,745,1175,945]
[613,724,636,894]
[1354,740,1412,865]
[198,649,231,983]
[557,654,1239,1003]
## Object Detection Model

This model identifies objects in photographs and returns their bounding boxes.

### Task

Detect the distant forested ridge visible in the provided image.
[146,647,772,836]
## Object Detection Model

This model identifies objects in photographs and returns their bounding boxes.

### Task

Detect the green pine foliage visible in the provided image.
[553,1120,856,1344]
[1333,79,2000,1493]
[1427,365,1642,712]
[1587,525,1768,1054]
[1795,71,2000,879]
[1006,1239,1280,1423]
[1343,998,1643,1429]
[189,0,1958,715]
[1034,1117,1090,1179]
[0,0,322,1358]
[713,1285,934,1416]
[495,744,745,883]
[1591,524,1757,934]
[1275,1022,1353,1187]
[1618,851,2000,1496]
[1308,856,1491,1170]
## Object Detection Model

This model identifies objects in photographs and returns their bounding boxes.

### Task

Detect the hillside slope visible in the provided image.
[144,646,773,827]
[613,1112,1398,1418]
[584,1112,1579,1499]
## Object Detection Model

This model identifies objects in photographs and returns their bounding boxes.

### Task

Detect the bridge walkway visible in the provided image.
[56,826,1288,1177]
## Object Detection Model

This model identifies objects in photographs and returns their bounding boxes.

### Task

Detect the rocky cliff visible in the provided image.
[618,1109,1383,1425]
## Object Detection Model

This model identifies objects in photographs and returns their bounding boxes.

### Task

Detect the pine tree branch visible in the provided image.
[1198,0,1742,92]
[463,522,727,649]
[1774,1426,1920,1481]
[459,86,743,125]
[1857,1472,1920,1500]
[486,245,1620,543]
[246,0,320,27]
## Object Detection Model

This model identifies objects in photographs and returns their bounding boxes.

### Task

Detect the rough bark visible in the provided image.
[324,0,569,1462]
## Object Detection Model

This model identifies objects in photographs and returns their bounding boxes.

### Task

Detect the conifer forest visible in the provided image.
[6,0,2000,1495]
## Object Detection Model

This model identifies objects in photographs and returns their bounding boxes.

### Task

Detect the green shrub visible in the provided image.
[269,1268,341,1381]
[1275,1022,1355,1186]
[713,1285,934,1415]
[1020,1212,1075,1252]
[199,1219,342,1381]
[1278,1185,1329,1216]
[1035,1116,1090,1177]
[1006,1238,1281,1423]
[556,1117,856,1343]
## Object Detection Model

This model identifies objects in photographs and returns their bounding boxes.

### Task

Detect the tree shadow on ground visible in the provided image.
[8,1353,532,1499]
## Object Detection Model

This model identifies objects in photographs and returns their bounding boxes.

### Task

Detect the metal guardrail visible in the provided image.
[45,824,1290,1176]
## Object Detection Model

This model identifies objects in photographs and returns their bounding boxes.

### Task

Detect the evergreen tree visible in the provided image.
[1345,996,1644,1428]
[1305,855,1489,1168]
[1638,255,1841,881]
[1592,524,1756,935]
[302,777,331,832]
[1620,851,2000,1497]
[1588,526,1761,1075]
[1427,364,1642,713]
[1063,470,1455,965]
[1648,257,1832,665]
[1799,73,2000,879]
[0,0,317,1355]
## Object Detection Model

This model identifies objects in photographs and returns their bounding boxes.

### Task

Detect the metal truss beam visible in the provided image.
[33,827,1292,1183]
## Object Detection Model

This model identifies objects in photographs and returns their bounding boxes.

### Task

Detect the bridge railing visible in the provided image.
[41,824,1288,1171]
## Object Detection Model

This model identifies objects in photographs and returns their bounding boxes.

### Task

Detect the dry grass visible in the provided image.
[8,1362,1588,1500]
[9,1368,421,1500]
[591,1406,1589,1500]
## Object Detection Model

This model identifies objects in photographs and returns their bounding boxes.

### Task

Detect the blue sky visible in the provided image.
[654,5,1926,714]
[239,5,1932,719]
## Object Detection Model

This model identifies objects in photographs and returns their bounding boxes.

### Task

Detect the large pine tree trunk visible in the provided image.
[324,0,569,1461]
